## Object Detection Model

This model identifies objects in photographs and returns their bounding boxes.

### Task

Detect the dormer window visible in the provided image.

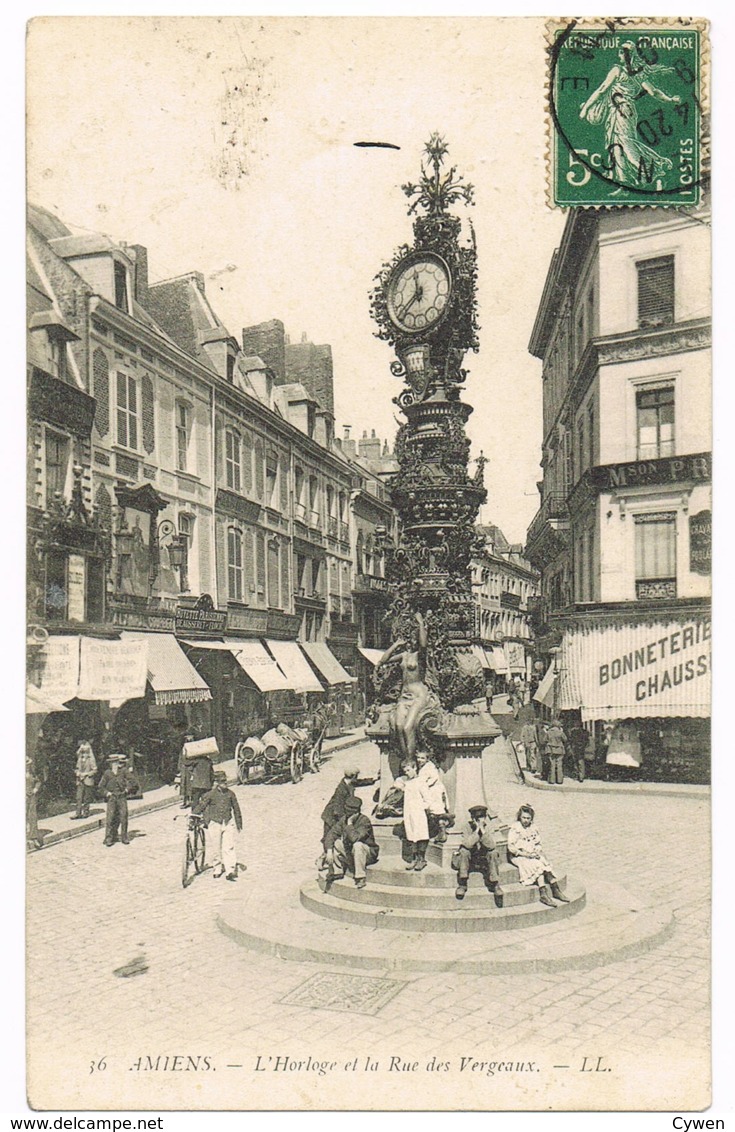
[114,260,130,313]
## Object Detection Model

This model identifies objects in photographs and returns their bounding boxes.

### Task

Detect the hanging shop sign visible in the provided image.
[555,616,711,721]
[689,510,711,575]
[77,637,148,704]
[66,555,86,623]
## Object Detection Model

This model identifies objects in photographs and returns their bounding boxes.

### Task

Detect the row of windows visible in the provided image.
[114,370,193,472]
[543,255,676,437]
[226,527,352,607]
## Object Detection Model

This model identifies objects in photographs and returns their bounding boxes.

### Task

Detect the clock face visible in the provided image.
[386,253,452,334]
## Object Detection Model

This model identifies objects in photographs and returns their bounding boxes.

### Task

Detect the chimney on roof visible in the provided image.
[358,430,381,463]
[130,245,149,309]
[301,331,308,344]
[344,425,351,439]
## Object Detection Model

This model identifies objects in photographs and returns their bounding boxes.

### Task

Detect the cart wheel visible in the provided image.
[181,835,193,888]
[235,742,247,784]
[290,743,303,784]
[193,824,206,873]
[308,743,322,774]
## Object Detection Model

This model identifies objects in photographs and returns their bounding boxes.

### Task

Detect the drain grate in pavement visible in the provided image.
[278,972,406,1015]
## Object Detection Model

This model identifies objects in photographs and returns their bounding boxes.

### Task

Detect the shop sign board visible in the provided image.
[590,452,711,492]
[36,635,81,704]
[504,642,526,671]
[175,594,227,635]
[689,510,711,575]
[66,555,86,623]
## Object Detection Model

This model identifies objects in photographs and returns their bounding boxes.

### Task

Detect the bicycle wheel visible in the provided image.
[193,825,206,873]
[290,743,303,784]
[181,834,194,888]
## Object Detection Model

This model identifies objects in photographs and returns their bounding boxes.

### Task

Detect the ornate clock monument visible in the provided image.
[366,134,503,836]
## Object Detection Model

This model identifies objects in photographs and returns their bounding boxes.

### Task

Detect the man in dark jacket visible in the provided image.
[323,796,379,889]
[320,765,378,846]
[568,724,590,782]
[193,770,242,881]
[188,754,214,809]
[98,754,141,846]
[545,719,568,784]
[452,804,504,902]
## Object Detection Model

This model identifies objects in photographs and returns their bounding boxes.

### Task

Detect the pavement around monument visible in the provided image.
[26,732,711,1112]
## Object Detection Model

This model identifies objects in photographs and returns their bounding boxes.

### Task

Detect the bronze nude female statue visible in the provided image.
[376,611,434,759]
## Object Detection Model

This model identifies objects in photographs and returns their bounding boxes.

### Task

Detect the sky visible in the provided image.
[26,16,566,544]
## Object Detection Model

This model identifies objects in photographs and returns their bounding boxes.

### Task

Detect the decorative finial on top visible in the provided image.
[402,133,475,217]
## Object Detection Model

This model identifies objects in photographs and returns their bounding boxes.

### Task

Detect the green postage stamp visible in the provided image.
[548,18,708,207]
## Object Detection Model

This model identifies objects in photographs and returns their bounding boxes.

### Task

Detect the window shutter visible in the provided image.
[92,349,110,437]
[267,541,280,608]
[637,256,674,328]
[141,375,155,454]
[279,453,289,512]
[214,420,224,488]
[214,517,227,606]
[243,527,255,594]
[242,432,253,495]
[254,439,265,500]
[280,543,291,607]
[256,532,266,599]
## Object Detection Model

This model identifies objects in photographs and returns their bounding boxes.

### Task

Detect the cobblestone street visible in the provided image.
[26,739,710,1111]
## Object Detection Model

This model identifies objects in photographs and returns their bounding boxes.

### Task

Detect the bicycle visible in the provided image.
[177,812,206,888]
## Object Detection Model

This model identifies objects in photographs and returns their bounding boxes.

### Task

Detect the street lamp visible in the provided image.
[154,519,189,591]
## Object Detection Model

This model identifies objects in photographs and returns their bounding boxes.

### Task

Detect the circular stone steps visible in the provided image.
[216,877,675,974]
[300,876,585,932]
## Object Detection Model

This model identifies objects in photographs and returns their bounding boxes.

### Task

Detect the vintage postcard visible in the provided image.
[22,14,717,1115]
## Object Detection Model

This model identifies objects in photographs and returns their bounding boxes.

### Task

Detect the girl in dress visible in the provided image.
[506,804,570,908]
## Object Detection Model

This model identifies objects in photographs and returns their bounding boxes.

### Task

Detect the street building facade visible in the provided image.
[26,207,400,813]
[471,524,540,695]
[526,207,711,782]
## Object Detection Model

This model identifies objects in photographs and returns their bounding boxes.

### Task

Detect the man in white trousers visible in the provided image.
[193,770,243,881]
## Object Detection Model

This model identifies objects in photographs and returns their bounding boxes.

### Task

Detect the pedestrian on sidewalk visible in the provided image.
[98,754,140,847]
[536,720,550,780]
[72,740,97,820]
[545,718,568,784]
[323,796,378,889]
[193,770,242,881]
[568,723,590,783]
[400,758,431,871]
[506,804,570,907]
[452,803,504,903]
[520,721,540,775]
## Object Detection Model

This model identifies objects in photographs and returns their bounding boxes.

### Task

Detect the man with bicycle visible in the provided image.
[192,770,242,881]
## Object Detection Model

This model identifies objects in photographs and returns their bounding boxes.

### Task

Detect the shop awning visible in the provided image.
[264,640,323,693]
[555,615,711,721]
[358,647,384,667]
[471,645,492,669]
[483,648,497,671]
[301,641,357,686]
[230,640,292,692]
[533,662,557,708]
[492,646,508,674]
[122,632,212,705]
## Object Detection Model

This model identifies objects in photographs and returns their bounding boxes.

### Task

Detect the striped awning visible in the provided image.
[264,639,323,693]
[301,642,356,685]
[230,640,292,693]
[123,632,212,705]
[471,645,492,669]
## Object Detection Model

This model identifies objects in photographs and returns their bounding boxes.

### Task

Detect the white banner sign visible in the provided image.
[34,636,81,704]
[77,638,148,704]
[558,617,711,721]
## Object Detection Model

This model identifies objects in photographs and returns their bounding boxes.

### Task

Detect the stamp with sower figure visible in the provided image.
[547,18,708,207]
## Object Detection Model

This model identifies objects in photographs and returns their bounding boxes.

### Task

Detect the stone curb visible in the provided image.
[520,774,709,800]
[29,732,367,852]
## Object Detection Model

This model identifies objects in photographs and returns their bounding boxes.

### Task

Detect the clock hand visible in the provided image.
[397,290,420,319]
